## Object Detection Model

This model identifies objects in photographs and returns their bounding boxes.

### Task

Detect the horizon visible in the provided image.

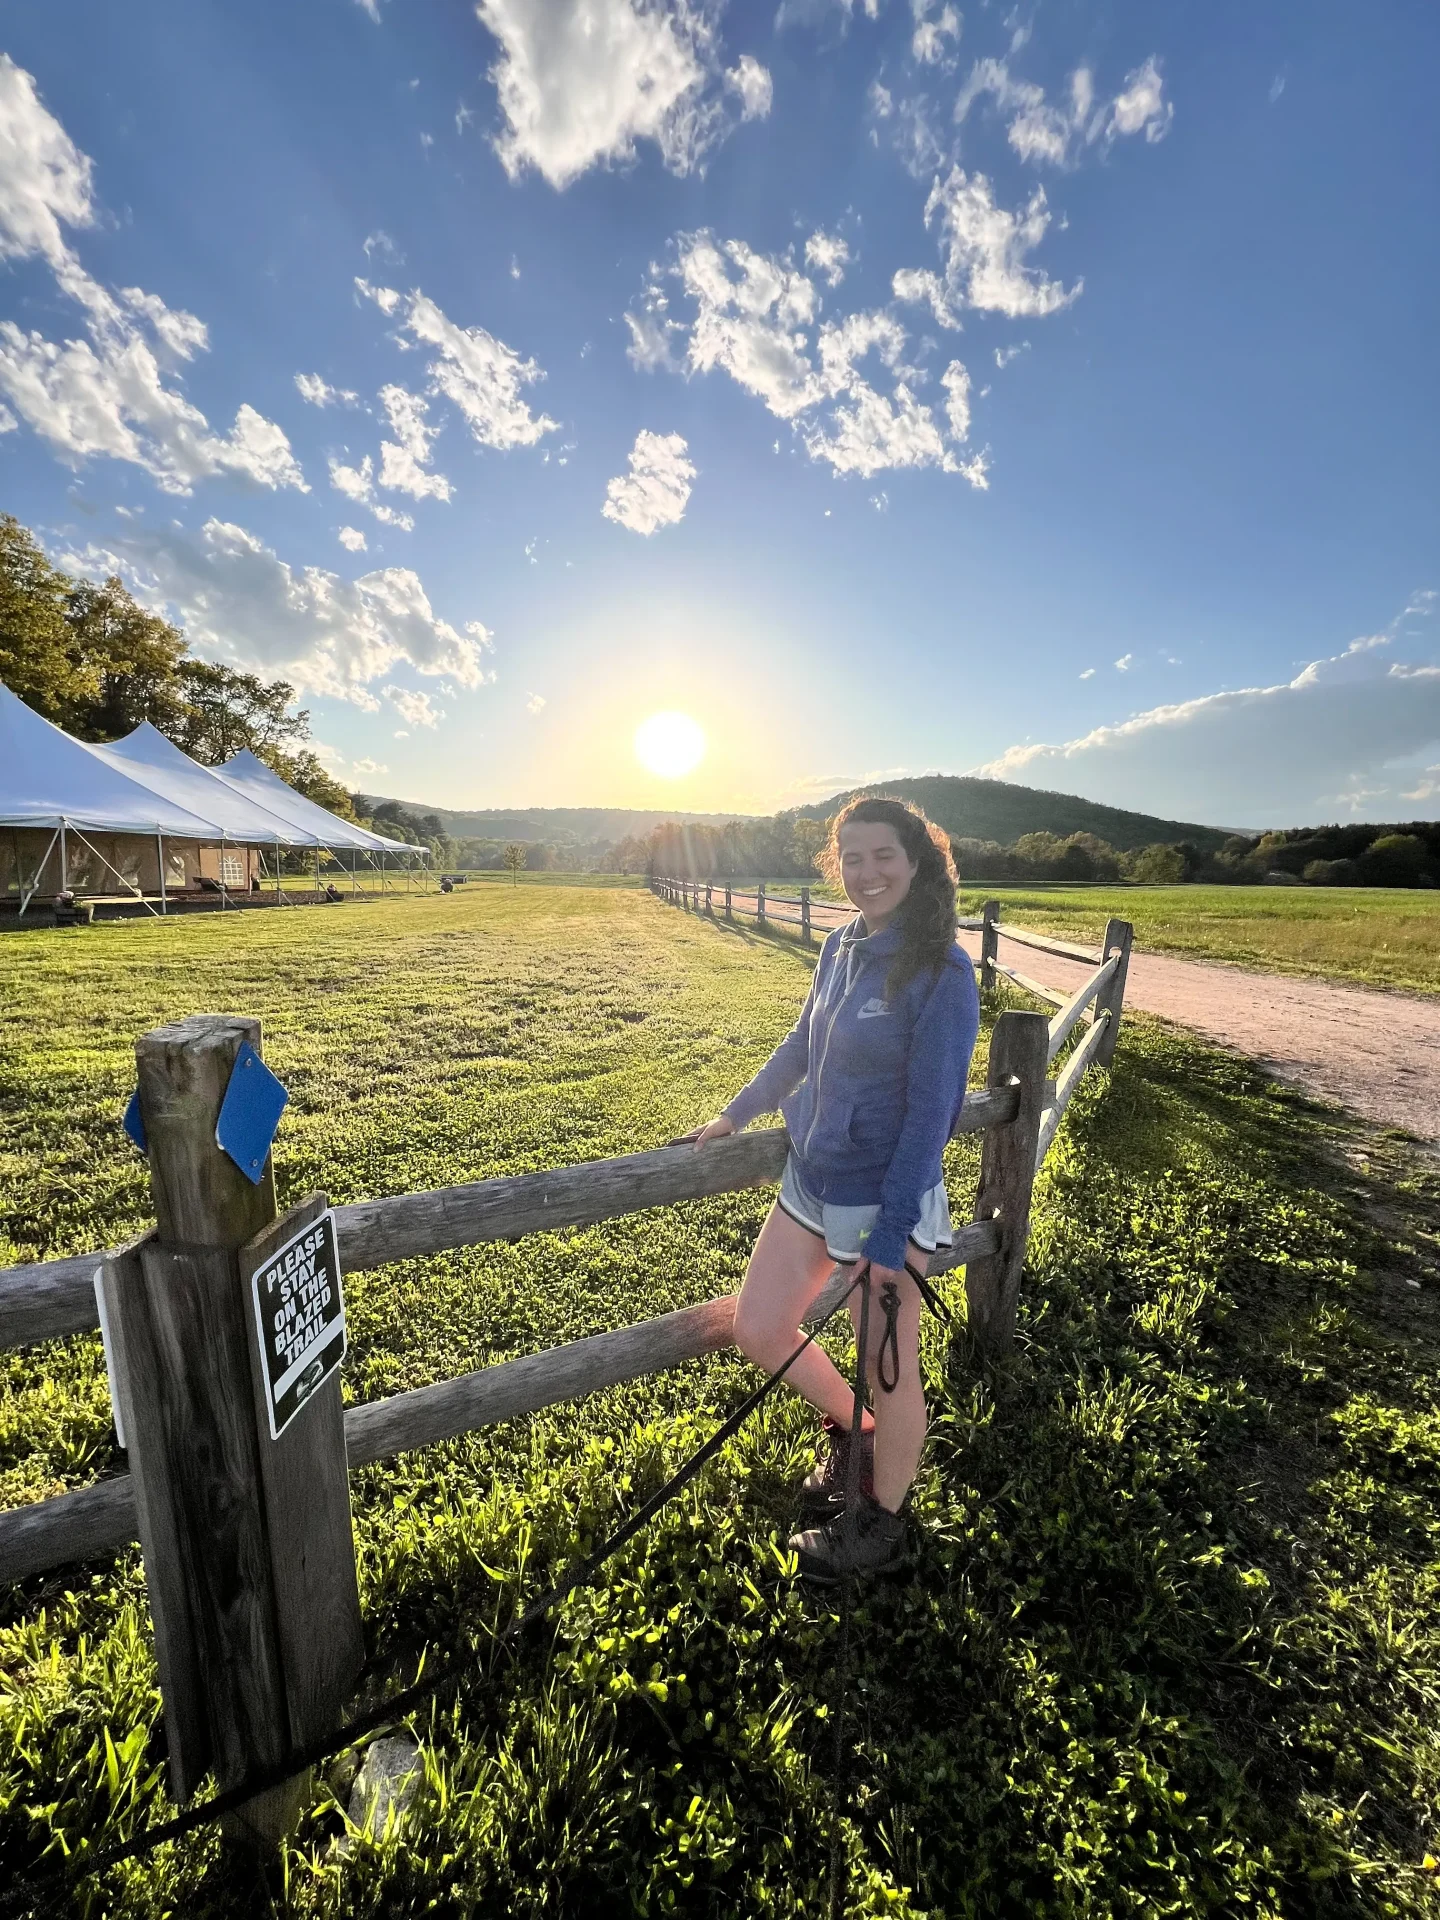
[0,3,1435,828]
[355,769,1255,839]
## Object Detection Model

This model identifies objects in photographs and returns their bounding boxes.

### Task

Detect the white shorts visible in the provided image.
[778,1154,954,1264]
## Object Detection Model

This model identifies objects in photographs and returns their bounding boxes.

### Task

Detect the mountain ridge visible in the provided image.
[356,775,1237,854]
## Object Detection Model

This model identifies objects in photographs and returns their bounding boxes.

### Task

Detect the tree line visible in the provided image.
[606,819,1440,890]
[0,513,366,822]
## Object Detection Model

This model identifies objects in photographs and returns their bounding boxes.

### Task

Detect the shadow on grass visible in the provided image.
[830,1014,1440,1916]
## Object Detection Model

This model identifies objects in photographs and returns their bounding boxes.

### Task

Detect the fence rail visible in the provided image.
[649,874,984,944]
[0,904,1131,1837]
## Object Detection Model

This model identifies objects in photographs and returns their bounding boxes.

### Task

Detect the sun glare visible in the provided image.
[634,710,706,779]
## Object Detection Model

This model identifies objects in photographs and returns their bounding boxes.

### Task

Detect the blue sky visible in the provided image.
[0,0,1436,829]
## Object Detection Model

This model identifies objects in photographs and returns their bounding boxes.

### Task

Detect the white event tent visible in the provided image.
[0,683,424,916]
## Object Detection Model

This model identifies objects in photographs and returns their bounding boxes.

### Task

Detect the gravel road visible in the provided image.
[960,936,1440,1143]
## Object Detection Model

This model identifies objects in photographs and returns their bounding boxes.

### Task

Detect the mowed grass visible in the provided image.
[955,883,1440,995]
[2,887,1439,1917]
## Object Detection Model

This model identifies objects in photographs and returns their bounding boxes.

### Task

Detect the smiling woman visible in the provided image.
[634,710,706,778]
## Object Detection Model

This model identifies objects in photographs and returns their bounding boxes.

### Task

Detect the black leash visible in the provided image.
[875,1257,951,1395]
[4,1268,868,1916]
[828,1262,873,1919]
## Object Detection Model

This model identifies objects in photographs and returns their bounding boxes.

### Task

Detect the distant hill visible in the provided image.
[359,777,1237,853]
[355,798,754,844]
[794,775,1237,855]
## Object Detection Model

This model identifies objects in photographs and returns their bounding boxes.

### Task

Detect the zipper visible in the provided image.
[802,929,870,1162]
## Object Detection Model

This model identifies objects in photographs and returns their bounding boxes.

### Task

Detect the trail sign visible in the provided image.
[249,1209,346,1439]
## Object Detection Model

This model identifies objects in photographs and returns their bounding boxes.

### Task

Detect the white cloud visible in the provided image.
[0,403,16,432]
[338,525,368,552]
[330,454,375,502]
[890,94,950,178]
[66,519,494,703]
[1115,652,1132,670]
[0,55,94,270]
[363,229,402,263]
[354,0,382,20]
[888,267,960,330]
[526,691,547,714]
[0,56,304,497]
[994,340,1030,367]
[602,428,695,534]
[476,0,766,189]
[912,168,1080,319]
[726,55,773,120]
[676,234,821,420]
[975,602,1440,827]
[1079,666,1095,679]
[1108,58,1174,144]
[359,280,558,451]
[956,54,1172,169]
[377,383,453,501]
[636,231,987,485]
[804,228,851,287]
[296,372,360,407]
[351,757,388,777]
[911,0,961,68]
[385,684,445,727]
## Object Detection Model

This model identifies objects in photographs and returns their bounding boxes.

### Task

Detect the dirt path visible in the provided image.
[958,935,1440,1143]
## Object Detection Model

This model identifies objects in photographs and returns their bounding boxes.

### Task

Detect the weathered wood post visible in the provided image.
[979,899,1000,994]
[705,881,713,915]
[800,886,812,945]
[1093,918,1133,1067]
[966,1010,1047,1355]
[725,883,733,922]
[756,881,766,929]
[102,1016,362,1840]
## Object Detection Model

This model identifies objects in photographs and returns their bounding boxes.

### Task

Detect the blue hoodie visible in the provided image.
[723,916,980,1270]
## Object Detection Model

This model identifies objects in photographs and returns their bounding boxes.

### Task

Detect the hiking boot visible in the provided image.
[798,1417,874,1521]
[789,1492,910,1585]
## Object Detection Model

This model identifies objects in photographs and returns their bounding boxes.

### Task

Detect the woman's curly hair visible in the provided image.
[820,795,958,995]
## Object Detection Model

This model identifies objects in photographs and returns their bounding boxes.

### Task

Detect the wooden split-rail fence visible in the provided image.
[0,904,1131,1842]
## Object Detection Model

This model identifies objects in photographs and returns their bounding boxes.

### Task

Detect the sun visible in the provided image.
[634,710,706,779]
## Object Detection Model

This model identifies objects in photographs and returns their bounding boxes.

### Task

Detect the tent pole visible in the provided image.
[59,820,68,896]
[157,833,167,916]
[20,828,60,917]
[70,827,159,917]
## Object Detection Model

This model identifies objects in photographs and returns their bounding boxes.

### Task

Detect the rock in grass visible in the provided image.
[341,1735,421,1846]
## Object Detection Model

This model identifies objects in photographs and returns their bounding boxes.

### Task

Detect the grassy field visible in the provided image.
[955,884,1440,996]
[2,888,1439,1916]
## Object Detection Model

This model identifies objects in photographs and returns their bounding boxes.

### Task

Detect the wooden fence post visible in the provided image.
[800,886,812,944]
[705,881,713,915]
[756,881,766,928]
[1093,918,1132,1067]
[966,1010,1047,1356]
[980,899,999,993]
[103,1016,361,1842]
[725,883,733,922]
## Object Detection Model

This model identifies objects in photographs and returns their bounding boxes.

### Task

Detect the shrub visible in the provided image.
[1303,858,1360,885]
[1359,833,1429,887]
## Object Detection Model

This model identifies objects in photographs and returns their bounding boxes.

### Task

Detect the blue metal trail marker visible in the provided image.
[122,1089,147,1154]
[214,1040,289,1184]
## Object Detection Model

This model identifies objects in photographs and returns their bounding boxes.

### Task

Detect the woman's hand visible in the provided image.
[690,1115,737,1151]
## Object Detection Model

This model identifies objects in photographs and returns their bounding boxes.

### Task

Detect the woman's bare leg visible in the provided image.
[848,1249,928,1511]
[733,1205,873,1432]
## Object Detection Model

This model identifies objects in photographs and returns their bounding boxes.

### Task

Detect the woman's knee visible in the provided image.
[733,1288,785,1361]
